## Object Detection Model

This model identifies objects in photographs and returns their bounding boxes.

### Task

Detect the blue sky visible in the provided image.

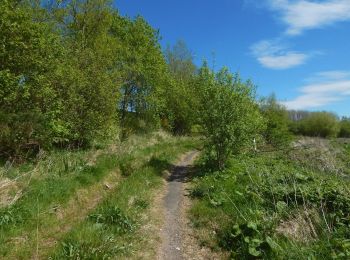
[115,0,350,117]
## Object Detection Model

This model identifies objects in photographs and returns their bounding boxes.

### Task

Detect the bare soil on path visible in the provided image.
[157,151,220,260]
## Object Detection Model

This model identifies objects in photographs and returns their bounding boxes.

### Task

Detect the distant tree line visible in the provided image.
[258,96,349,148]
[288,111,350,138]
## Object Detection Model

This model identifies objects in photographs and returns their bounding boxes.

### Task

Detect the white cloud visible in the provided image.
[257,53,307,70]
[282,70,350,110]
[268,0,350,35]
[251,40,309,69]
[310,70,350,81]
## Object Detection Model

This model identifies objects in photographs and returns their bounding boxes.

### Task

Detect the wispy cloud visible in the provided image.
[306,70,350,82]
[250,1,350,69]
[251,40,310,69]
[282,70,350,110]
[268,0,350,35]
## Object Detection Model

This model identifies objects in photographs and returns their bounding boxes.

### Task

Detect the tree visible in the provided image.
[196,64,264,170]
[164,40,198,134]
[0,0,174,158]
[260,94,291,147]
[165,40,196,81]
[339,117,350,138]
[53,0,120,146]
[112,15,169,138]
[0,0,63,157]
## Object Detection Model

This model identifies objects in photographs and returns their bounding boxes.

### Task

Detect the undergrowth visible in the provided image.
[0,132,199,259]
[49,137,198,259]
[190,139,350,259]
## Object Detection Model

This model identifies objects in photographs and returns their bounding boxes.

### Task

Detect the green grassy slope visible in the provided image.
[0,132,199,259]
[190,138,350,259]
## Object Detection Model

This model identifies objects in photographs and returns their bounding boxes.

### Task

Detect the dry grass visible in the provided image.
[136,178,167,260]
[0,178,18,207]
[290,137,347,174]
[276,208,320,243]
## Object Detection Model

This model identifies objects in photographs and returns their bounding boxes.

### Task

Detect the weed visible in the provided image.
[54,239,132,259]
[0,208,17,227]
[219,222,274,258]
[119,159,135,177]
[134,198,149,209]
[88,206,135,234]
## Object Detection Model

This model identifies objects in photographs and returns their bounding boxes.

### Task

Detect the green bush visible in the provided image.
[295,112,340,138]
[196,65,264,169]
[339,117,350,138]
[260,94,292,147]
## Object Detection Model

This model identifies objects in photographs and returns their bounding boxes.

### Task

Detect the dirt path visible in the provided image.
[156,150,217,260]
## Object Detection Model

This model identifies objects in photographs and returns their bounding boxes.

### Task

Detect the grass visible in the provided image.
[49,136,199,259]
[189,138,350,259]
[0,131,200,259]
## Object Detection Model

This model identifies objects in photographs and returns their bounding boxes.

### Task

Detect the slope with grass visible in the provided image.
[189,137,350,259]
[0,132,199,259]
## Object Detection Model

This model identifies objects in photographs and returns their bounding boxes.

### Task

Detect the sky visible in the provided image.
[115,0,350,117]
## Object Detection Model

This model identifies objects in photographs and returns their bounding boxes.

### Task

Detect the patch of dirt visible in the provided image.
[157,151,222,260]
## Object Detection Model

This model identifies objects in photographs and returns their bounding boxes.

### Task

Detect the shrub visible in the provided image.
[196,65,264,169]
[339,117,350,138]
[260,94,292,147]
[297,112,340,138]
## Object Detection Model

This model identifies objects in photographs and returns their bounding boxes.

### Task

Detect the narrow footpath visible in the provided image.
[157,151,220,260]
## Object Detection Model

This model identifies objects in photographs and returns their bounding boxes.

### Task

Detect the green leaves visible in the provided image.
[88,206,135,234]
[292,111,340,138]
[1,0,172,157]
[260,94,292,147]
[196,64,264,169]
[220,221,273,258]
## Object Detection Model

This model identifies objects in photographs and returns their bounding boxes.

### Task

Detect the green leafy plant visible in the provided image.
[0,208,17,227]
[220,222,273,258]
[196,64,264,170]
[88,206,135,234]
